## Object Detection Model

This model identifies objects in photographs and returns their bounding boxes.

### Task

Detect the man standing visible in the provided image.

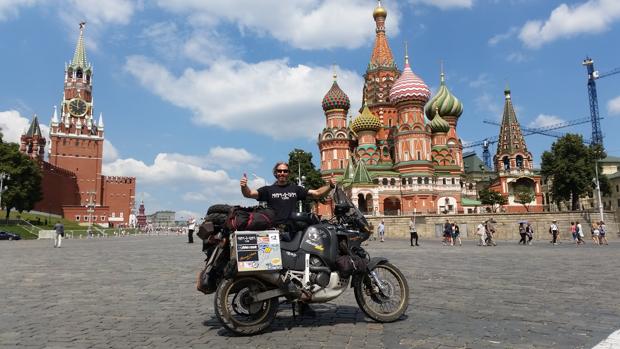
[409,217,419,247]
[187,217,196,244]
[53,221,64,248]
[550,220,559,245]
[378,220,385,242]
[240,161,334,317]
[240,162,334,226]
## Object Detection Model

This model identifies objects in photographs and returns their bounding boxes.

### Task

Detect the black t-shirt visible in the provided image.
[257,183,308,225]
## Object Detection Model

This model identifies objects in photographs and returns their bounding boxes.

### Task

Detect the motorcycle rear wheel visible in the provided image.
[214,276,278,335]
[354,262,409,322]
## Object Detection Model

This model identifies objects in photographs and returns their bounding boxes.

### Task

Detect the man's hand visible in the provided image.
[240,173,248,188]
[328,174,336,189]
[240,173,259,199]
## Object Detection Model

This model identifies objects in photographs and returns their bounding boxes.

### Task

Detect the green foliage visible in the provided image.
[478,188,507,212]
[514,185,535,212]
[288,148,325,211]
[540,134,608,210]
[0,141,43,220]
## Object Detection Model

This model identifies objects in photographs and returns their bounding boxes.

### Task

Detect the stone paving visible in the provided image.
[1,235,619,349]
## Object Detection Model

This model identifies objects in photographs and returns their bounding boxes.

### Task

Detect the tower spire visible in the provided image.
[71,21,88,68]
[404,41,409,66]
[440,60,445,84]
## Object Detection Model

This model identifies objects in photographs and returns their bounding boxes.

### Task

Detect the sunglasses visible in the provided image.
[276,169,289,174]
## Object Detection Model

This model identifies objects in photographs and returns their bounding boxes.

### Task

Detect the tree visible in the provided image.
[514,185,535,212]
[287,148,325,211]
[0,141,43,221]
[478,188,507,213]
[541,134,609,210]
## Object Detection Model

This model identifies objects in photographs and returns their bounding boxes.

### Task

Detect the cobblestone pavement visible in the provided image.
[1,236,619,349]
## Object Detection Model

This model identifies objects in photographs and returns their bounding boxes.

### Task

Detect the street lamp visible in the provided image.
[594,160,604,223]
[0,172,9,211]
[85,191,96,237]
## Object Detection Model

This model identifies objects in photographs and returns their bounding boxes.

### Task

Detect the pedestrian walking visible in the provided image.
[518,222,527,245]
[525,223,534,245]
[599,221,608,245]
[570,222,577,244]
[549,220,559,245]
[485,219,497,246]
[443,219,452,246]
[187,217,196,244]
[476,222,486,246]
[409,217,419,247]
[377,220,385,242]
[576,221,585,245]
[591,222,600,245]
[53,221,64,248]
[452,223,462,246]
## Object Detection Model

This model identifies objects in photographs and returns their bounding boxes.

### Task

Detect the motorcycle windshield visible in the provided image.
[332,186,371,233]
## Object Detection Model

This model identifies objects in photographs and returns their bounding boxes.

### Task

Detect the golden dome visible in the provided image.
[373,1,387,19]
[351,103,382,133]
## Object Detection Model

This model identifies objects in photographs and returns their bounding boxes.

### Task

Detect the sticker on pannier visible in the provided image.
[235,231,282,272]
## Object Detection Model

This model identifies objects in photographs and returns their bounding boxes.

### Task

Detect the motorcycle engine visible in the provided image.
[309,256,330,288]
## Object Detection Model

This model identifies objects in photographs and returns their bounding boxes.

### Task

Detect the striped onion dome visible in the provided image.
[430,106,450,133]
[389,56,431,104]
[351,102,381,133]
[322,78,350,111]
[424,72,463,120]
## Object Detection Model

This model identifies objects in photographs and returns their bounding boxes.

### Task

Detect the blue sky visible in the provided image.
[1,0,619,219]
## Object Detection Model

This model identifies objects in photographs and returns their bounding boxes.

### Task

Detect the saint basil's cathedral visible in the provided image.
[19,24,136,226]
[317,1,542,216]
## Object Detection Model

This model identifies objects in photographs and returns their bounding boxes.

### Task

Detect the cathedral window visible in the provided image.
[86,74,91,83]
[75,215,80,221]
[516,155,524,169]
[503,156,510,170]
[452,178,455,185]
[390,178,396,186]
[373,179,379,185]
[469,183,474,190]
[417,177,422,184]
[76,69,83,79]
[424,177,429,184]
[382,178,388,185]
[401,178,406,185]
[442,178,446,185]
[388,119,392,127]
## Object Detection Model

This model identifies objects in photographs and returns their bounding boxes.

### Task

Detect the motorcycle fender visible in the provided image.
[350,257,388,288]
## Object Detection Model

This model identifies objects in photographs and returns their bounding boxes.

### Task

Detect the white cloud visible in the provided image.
[103,139,119,163]
[519,0,620,49]
[474,93,502,119]
[488,27,518,46]
[506,52,528,63]
[0,0,38,21]
[155,0,401,50]
[468,73,490,88]
[608,96,620,115]
[124,55,363,140]
[527,114,565,128]
[65,0,137,26]
[0,110,31,143]
[409,0,473,10]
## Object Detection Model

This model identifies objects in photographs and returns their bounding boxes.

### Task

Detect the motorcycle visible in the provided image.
[199,185,409,335]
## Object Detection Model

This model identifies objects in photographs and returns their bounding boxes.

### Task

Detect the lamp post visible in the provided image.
[0,172,9,212]
[85,191,96,238]
[594,160,604,223]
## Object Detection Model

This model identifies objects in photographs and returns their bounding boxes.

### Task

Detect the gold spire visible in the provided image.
[373,0,387,19]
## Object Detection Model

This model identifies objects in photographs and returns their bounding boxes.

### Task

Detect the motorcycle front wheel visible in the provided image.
[214,277,278,335]
[354,262,409,322]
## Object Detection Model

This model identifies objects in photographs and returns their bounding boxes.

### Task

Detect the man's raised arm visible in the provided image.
[240,173,259,199]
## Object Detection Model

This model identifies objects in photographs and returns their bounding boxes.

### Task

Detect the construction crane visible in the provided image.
[463,117,591,169]
[582,57,620,148]
[483,117,593,143]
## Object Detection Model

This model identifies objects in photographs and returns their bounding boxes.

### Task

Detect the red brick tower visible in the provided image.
[20,115,46,161]
[137,200,147,229]
[489,87,543,212]
[48,22,103,207]
[318,72,351,175]
[363,0,400,161]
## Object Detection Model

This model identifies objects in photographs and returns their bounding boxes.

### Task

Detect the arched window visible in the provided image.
[442,178,446,185]
[468,183,473,190]
[401,178,406,185]
[76,69,83,79]
[390,178,396,186]
[424,177,429,184]
[373,178,379,185]
[382,178,388,185]
[516,155,524,169]
[503,156,510,170]
[86,74,91,83]
[417,177,422,184]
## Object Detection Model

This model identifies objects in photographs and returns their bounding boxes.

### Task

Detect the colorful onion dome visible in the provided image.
[322,76,350,111]
[424,72,463,120]
[430,106,450,133]
[373,0,387,19]
[351,102,382,133]
[389,55,431,105]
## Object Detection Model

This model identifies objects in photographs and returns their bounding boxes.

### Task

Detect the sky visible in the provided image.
[0,0,619,220]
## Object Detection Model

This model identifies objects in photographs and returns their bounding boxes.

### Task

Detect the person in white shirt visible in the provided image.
[187,217,196,244]
[476,222,486,246]
[550,220,559,245]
